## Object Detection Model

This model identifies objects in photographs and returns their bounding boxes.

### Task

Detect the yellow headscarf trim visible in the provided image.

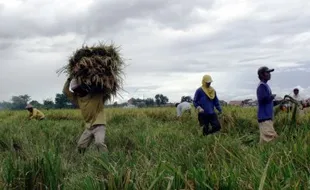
[201,75,215,99]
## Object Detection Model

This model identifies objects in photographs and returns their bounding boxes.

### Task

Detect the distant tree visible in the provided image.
[155,94,161,106]
[128,98,143,107]
[136,101,146,108]
[145,98,155,106]
[11,94,31,110]
[161,95,169,105]
[113,101,118,107]
[43,98,55,109]
[29,100,42,108]
[181,96,192,103]
[155,94,169,106]
[55,93,74,109]
[0,101,12,110]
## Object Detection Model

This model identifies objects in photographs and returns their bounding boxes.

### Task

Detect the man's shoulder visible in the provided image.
[257,82,269,89]
[184,102,191,106]
[180,102,190,106]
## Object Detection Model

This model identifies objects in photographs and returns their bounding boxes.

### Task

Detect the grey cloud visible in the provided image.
[170,15,310,54]
[238,55,275,63]
[124,58,237,74]
[121,85,161,93]
[231,66,310,90]
[0,0,214,41]
[0,41,13,50]
[0,4,4,12]
[84,0,214,35]
[0,3,84,39]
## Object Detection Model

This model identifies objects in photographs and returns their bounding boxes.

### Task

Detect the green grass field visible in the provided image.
[0,107,309,190]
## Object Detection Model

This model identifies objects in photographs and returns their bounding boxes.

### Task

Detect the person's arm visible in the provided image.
[214,92,222,113]
[257,84,274,104]
[299,95,305,104]
[176,106,181,117]
[29,111,34,119]
[30,109,38,120]
[37,110,45,118]
[62,79,77,105]
[193,89,203,112]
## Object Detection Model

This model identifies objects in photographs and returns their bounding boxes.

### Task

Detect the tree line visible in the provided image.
[0,93,229,110]
[0,93,178,110]
[0,94,76,110]
[110,94,173,108]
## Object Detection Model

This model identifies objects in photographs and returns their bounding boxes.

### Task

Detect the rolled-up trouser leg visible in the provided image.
[77,129,93,153]
[92,125,108,152]
[259,120,278,143]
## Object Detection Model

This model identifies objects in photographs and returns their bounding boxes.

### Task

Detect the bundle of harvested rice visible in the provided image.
[57,42,126,101]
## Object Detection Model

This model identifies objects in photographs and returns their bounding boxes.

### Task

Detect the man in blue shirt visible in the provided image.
[193,74,222,136]
[256,66,278,143]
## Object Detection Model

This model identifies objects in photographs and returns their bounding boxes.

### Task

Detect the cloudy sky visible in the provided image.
[0,0,310,104]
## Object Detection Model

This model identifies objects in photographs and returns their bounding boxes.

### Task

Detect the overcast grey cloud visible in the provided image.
[0,0,310,104]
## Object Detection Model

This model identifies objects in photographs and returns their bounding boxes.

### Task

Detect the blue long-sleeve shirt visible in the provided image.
[193,87,222,114]
[256,81,274,122]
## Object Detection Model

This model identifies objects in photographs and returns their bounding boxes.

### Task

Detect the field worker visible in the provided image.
[193,74,222,136]
[175,101,191,117]
[291,88,306,104]
[256,66,278,144]
[62,77,108,154]
[293,88,310,117]
[25,104,45,120]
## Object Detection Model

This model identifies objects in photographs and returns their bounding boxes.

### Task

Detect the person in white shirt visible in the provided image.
[175,101,192,117]
[289,88,306,109]
[291,88,304,103]
[288,88,309,116]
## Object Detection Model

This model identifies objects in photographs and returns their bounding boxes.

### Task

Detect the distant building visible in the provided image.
[123,104,137,109]
[242,99,257,107]
[229,100,243,106]
[161,103,175,107]
[240,99,258,107]
[219,100,228,106]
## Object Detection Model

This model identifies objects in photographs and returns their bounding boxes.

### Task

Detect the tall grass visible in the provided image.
[0,107,309,189]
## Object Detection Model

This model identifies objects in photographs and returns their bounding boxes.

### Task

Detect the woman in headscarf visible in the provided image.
[193,74,222,136]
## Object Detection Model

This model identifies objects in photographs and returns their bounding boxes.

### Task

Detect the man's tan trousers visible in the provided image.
[259,120,278,143]
[77,124,108,152]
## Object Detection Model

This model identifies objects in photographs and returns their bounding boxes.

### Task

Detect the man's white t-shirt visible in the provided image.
[289,92,305,102]
[292,94,304,102]
[176,102,191,117]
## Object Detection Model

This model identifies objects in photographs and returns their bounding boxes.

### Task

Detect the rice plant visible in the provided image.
[0,106,309,189]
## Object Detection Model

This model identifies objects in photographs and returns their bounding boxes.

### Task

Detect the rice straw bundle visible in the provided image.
[57,42,125,101]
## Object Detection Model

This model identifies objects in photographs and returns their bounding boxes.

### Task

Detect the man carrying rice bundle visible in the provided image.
[193,74,222,136]
[60,43,125,154]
